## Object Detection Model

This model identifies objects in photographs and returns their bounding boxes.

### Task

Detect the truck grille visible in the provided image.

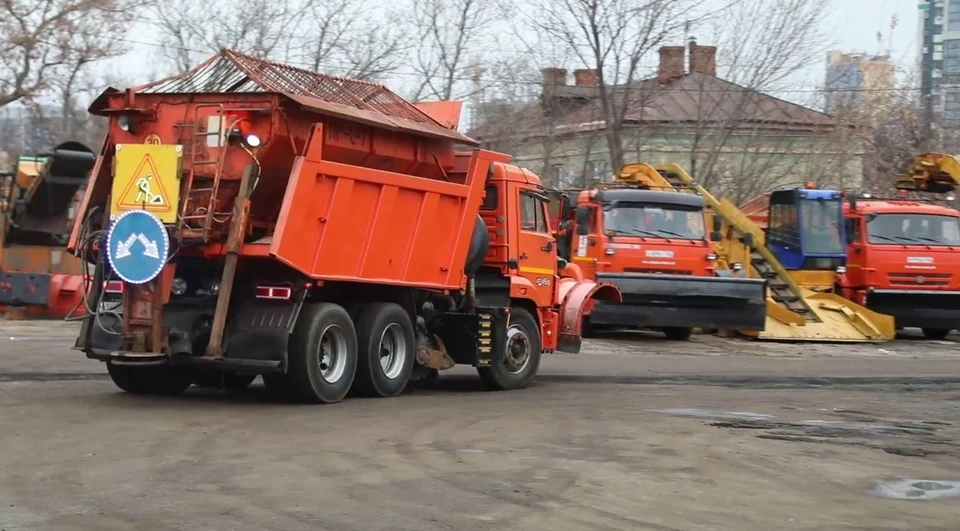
[888,272,952,287]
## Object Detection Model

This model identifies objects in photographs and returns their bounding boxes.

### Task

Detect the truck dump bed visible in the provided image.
[269,131,489,289]
[71,49,487,292]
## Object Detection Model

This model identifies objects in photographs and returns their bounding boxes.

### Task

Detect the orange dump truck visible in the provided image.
[0,143,95,318]
[68,50,620,402]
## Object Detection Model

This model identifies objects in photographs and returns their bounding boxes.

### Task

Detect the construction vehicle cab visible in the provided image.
[836,154,960,339]
[763,187,847,293]
[68,50,620,403]
[556,164,766,339]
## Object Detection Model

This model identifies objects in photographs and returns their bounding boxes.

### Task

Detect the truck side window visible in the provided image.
[520,193,538,231]
[845,218,860,243]
[535,199,548,233]
[480,184,498,210]
[520,192,549,234]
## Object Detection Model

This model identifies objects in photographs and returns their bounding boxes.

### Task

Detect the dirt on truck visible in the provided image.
[66,49,620,403]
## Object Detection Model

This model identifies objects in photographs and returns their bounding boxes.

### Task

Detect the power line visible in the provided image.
[107,36,920,95]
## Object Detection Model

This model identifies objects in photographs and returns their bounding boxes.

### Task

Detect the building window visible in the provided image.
[944,91,960,127]
[944,39,960,84]
[950,1,960,31]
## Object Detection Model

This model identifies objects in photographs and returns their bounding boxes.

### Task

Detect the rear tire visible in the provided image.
[922,328,951,340]
[663,327,693,341]
[106,363,143,394]
[287,303,358,404]
[478,307,541,391]
[353,302,416,397]
[135,367,193,395]
[192,370,257,390]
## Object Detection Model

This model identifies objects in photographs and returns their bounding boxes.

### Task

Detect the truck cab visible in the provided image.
[839,198,960,339]
[763,188,847,292]
[557,186,766,339]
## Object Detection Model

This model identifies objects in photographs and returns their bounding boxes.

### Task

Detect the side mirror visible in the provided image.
[712,215,722,232]
[557,257,568,270]
[710,231,722,241]
[575,206,591,235]
[575,206,590,225]
[742,232,755,247]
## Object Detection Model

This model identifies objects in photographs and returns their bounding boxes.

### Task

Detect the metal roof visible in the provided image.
[468,72,841,140]
[93,49,478,146]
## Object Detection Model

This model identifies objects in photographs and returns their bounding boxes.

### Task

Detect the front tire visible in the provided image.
[478,307,541,391]
[353,302,416,397]
[287,303,358,404]
[663,327,693,341]
[922,328,952,340]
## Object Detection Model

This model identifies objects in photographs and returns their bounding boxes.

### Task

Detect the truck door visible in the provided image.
[844,216,866,297]
[517,190,557,308]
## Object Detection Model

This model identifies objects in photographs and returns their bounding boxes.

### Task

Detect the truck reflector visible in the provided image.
[255,286,292,300]
[103,280,124,294]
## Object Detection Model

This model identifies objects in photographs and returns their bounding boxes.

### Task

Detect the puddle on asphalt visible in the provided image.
[870,479,960,500]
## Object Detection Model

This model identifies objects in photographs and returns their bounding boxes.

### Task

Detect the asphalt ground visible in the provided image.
[0,321,958,530]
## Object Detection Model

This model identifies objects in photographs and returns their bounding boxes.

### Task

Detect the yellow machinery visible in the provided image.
[898,153,960,194]
[615,162,894,342]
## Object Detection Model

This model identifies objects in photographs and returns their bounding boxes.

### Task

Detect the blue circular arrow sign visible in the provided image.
[106,210,170,285]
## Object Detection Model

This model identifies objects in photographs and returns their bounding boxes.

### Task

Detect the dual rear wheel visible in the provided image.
[265,302,416,403]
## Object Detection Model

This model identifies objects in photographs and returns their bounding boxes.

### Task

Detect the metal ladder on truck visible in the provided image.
[651,163,893,342]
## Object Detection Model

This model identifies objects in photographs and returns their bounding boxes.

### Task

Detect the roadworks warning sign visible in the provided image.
[110,144,183,223]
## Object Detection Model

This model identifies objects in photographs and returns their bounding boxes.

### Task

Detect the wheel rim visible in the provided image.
[378,323,408,380]
[504,324,532,374]
[318,324,349,383]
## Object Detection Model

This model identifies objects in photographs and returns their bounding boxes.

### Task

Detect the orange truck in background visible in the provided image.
[839,195,960,340]
[0,143,95,318]
[554,164,766,339]
[68,49,620,402]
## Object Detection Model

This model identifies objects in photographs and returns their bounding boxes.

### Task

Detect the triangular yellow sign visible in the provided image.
[117,153,171,211]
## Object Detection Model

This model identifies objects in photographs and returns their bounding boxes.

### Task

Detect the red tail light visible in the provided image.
[103,280,124,294]
[255,286,292,300]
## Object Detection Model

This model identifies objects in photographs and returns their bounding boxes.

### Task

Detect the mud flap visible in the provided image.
[557,280,622,353]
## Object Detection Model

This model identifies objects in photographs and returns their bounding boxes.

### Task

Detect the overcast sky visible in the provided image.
[832,0,916,68]
[36,0,922,113]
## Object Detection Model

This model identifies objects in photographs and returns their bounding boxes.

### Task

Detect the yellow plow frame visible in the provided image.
[615,162,894,342]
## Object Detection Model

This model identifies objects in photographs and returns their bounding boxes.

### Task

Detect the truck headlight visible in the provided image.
[732,262,743,271]
[245,134,261,148]
[604,247,615,255]
[171,277,188,296]
[836,266,847,274]
[706,253,718,260]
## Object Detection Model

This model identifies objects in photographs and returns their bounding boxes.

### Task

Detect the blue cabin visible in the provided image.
[764,188,847,271]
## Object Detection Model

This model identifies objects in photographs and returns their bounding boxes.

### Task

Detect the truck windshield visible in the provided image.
[800,199,844,254]
[602,203,705,240]
[866,213,960,246]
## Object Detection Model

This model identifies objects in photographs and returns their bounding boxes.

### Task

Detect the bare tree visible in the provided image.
[514,0,726,171]
[861,71,927,195]
[407,0,497,101]
[150,0,406,81]
[150,0,303,71]
[293,0,407,81]
[0,0,142,108]
[682,0,832,192]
